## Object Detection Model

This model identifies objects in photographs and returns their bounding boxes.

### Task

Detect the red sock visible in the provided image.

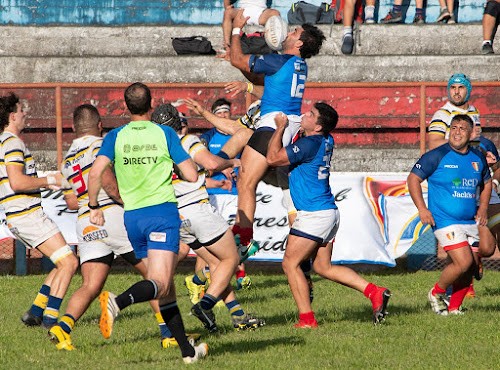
[363,283,377,299]
[236,270,246,279]
[233,225,253,246]
[448,283,469,311]
[299,311,316,324]
[432,283,446,296]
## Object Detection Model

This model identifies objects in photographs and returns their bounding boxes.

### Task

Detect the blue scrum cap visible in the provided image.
[447,73,471,103]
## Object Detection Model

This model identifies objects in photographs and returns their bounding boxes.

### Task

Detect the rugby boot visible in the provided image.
[232,314,265,331]
[162,333,201,348]
[183,341,208,364]
[191,303,218,333]
[21,309,42,327]
[48,325,76,351]
[370,287,391,324]
[99,291,120,339]
[428,288,448,316]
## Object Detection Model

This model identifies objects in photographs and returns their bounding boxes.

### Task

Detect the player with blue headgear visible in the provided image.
[428,73,481,150]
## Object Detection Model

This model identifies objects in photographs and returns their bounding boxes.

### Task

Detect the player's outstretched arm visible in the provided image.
[230,10,251,72]
[407,172,435,226]
[185,98,242,136]
[7,165,61,192]
[193,148,241,172]
[267,113,291,167]
[224,81,264,99]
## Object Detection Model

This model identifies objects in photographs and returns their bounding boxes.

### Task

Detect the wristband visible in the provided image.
[232,28,241,36]
[246,82,254,94]
[46,175,56,185]
[88,202,100,210]
[493,179,499,188]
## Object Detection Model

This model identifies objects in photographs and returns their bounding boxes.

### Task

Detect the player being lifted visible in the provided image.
[229,10,325,256]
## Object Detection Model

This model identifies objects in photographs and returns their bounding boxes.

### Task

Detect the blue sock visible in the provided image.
[226,299,245,318]
[31,284,50,317]
[43,296,63,325]
[200,294,217,310]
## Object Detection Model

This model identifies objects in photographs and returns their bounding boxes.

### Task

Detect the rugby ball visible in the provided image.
[264,15,288,51]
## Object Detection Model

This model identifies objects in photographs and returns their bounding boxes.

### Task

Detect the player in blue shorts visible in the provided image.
[229,10,325,257]
[267,103,391,327]
[87,82,207,364]
[408,114,492,315]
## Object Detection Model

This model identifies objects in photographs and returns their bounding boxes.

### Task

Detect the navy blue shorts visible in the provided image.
[124,202,181,259]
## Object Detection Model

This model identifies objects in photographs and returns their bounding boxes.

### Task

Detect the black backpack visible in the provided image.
[287,1,334,24]
[240,32,276,55]
[171,36,216,55]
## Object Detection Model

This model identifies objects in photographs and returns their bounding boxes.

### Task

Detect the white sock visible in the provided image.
[365,6,375,19]
[483,40,492,45]
[343,26,353,36]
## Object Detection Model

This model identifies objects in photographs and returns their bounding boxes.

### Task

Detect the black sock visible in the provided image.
[161,302,195,358]
[115,279,158,310]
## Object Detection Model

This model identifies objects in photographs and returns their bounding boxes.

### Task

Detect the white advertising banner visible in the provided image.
[4,172,429,267]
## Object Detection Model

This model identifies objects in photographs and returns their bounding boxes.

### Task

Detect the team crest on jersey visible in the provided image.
[471,162,479,171]
[446,232,455,241]
[292,145,300,153]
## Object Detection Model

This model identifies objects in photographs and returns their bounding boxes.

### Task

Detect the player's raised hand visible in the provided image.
[224,80,247,97]
[184,98,205,116]
[233,9,250,29]
[274,112,288,130]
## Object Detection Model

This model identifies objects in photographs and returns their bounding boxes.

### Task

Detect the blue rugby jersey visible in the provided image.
[285,134,336,212]
[249,54,306,117]
[410,143,490,229]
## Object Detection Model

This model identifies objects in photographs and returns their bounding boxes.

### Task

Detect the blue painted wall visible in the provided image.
[0,0,484,25]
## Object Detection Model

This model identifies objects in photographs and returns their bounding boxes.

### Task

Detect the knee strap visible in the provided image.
[50,245,74,264]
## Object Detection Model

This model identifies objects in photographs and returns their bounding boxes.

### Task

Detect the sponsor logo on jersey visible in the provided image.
[123,156,158,165]
[415,164,421,169]
[452,178,461,186]
[444,164,458,168]
[131,126,146,130]
[124,144,157,153]
[452,190,475,199]
[82,225,108,242]
[294,61,306,73]
[471,162,479,171]
[292,145,300,153]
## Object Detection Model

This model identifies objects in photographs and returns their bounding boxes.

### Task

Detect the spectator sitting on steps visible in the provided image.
[481,0,500,54]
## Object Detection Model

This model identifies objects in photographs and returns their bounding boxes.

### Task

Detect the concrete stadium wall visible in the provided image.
[0,0,486,25]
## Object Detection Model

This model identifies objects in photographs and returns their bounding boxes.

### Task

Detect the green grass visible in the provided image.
[2,269,500,369]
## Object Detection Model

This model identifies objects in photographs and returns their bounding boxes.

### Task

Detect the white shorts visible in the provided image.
[290,208,340,243]
[281,189,297,216]
[258,112,302,146]
[179,202,229,246]
[209,193,238,225]
[433,223,479,252]
[77,205,134,264]
[243,6,265,25]
[8,208,60,249]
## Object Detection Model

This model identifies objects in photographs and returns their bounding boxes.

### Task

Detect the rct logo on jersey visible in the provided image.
[471,162,479,171]
[452,178,461,186]
[149,232,166,243]
[292,145,300,153]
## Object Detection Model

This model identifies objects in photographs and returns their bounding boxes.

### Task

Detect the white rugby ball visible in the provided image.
[264,15,288,51]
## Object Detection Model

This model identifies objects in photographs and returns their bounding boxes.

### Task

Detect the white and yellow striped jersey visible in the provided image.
[428,102,481,140]
[237,100,261,130]
[61,135,120,218]
[172,134,209,209]
[0,132,42,220]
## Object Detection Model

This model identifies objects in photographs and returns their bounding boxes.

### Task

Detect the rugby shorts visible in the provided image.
[434,223,479,252]
[8,207,60,249]
[243,6,265,25]
[77,205,134,264]
[179,201,229,247]
[123,202,181,259]
[290,208,340,243]
[209,193,237,225]
[257,112,302,147]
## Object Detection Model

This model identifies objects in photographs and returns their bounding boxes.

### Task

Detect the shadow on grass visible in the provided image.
[209,335,305,356]
[78,307,151,325]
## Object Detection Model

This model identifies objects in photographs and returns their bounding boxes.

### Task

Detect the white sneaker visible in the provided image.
[99,291,120,339]
[448,309,464,315]
[427,288,448,316]
[183,342,208,364]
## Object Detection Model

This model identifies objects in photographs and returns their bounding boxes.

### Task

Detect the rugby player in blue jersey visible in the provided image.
[229,9,325,257]
[267,104,391,327]
[408,114,492,315]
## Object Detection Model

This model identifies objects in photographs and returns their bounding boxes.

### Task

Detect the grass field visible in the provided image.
[2,268,500,369]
